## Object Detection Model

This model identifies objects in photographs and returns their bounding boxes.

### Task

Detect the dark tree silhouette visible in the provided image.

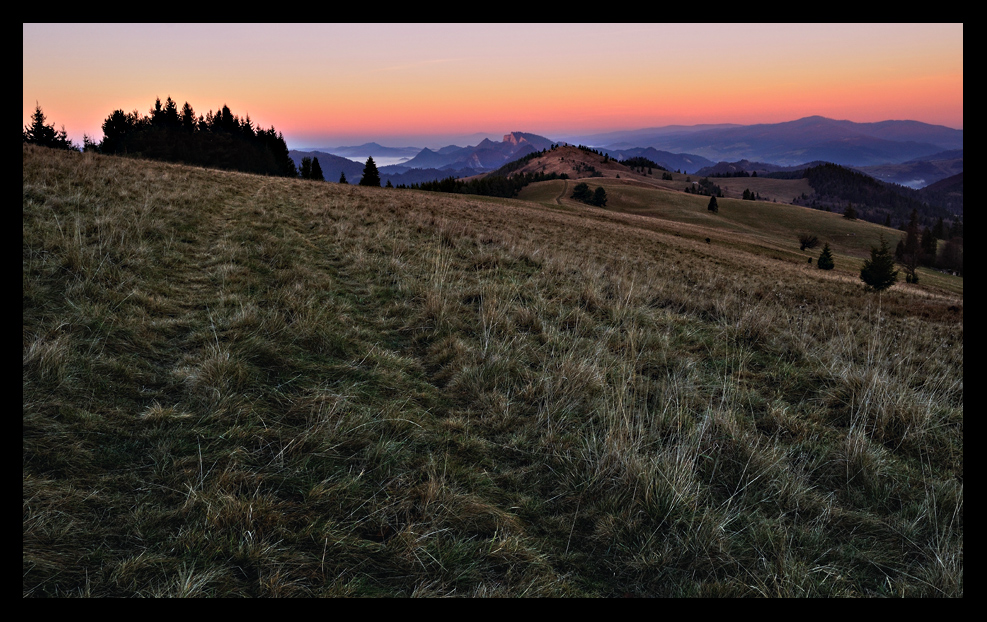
[860,235,899,291]
[707,195,719,213]
[360,156,381,187]
[23,103,77,151]
[95,98,296,177]
[571,182,592,202]
[817,243,835,270]
[311,157,324,181]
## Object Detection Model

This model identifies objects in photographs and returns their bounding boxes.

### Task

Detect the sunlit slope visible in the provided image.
[519,176,962,295]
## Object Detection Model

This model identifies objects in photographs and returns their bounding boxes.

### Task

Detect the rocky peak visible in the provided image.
[503,132,528,146]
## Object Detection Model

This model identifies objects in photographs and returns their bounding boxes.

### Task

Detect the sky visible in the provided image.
[24,23,963,150]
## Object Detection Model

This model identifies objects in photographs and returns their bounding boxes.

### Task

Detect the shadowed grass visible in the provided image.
[24,145,961,597]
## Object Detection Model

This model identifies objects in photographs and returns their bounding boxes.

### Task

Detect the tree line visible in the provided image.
[795,163,958,231]
[25,99,298,178]
[399,170,568,198]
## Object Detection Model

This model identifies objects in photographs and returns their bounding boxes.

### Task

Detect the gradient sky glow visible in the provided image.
[24,23,963,149]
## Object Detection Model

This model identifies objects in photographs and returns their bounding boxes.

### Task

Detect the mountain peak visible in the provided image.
[503,132,528,145]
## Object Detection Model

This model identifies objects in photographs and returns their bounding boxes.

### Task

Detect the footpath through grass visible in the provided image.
[24,145,962,596]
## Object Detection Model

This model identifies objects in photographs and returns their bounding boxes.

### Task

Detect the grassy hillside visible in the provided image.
[24,144,962,597]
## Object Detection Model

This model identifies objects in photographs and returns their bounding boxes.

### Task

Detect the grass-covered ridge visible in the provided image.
[23,145,962,596]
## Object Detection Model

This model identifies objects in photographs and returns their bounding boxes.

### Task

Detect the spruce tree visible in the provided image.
[592,186,607,207]
[860,235,899,291]
[23,103,76,151]
[360,156,381,187]
[707,195,719,213]
[339,171,348,184]
[311,157,324,181]
[817,243,835,270]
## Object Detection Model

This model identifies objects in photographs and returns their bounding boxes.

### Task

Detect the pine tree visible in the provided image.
[311,157,324,181]
[592,186,607,207]
[817,243,835,270]
[707,195,719,213]
[359,156,381,187]
[23,103,77,151]
[339,171,348,184]
[860,235,898,291]
[300,157,312,179]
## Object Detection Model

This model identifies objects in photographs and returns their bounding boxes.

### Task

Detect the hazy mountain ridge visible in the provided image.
[572,116,961,168]
[298,116,961,189]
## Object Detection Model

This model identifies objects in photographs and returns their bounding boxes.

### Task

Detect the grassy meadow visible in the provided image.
[24,144,962,596]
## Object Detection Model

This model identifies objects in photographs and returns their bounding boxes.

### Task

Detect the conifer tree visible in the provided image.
[817,243,835,270]
[311,157,324,181]
[339,171,348,184]
[23,103,77,151]
[860,235,898,291]
[592,186,607,207]
[360,156,381,187]
[707,195,719,213]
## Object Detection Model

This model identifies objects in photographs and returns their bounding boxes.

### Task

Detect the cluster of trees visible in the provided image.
[796,163,956,230]
[798,206,962,285]
[299,157,324,181]
[400,170,567,198]
[685,178,723,197]
[23,103,77,151]
[742,188,761,201]
[24,98,299,178]
[711,169,758,178]
[618,156,665,176]
[93,97,298,177]
[570,182,607,207]
[894,209,963,279]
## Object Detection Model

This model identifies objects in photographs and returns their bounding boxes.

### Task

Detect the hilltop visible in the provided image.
[24,144,962,597]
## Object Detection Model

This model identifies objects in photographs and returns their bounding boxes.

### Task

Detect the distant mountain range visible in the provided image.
[568,116,962,168]
[293,132,558,185]
[294,116,961,189]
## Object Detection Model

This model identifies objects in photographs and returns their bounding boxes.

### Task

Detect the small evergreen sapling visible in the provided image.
[860,235,898,291]
[817,243,835,270]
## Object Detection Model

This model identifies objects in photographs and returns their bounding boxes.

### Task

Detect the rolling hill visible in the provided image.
[23,144,962,597]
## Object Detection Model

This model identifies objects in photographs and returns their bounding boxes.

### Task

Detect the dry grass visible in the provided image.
[24,144,962,597]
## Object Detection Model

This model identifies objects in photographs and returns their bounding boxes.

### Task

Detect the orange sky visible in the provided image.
[24,23,963,149]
